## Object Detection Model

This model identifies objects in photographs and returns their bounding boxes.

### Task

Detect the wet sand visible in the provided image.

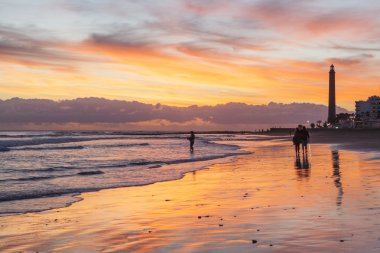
[271,128,380,151]
[1,141,380,252]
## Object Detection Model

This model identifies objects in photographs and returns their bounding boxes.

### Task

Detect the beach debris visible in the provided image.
[340,240,345,242]
[257,229,260,231]
[198,215,211,219]
[219,224,223,227]
[252,240,258,244]
[269,244,273,246]
[165,199,171,202]
[148,230,152,233]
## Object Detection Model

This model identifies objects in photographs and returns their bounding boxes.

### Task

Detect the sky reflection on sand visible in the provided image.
[0,142,380,252]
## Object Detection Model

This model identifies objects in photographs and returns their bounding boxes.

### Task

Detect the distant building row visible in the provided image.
[355,96,380,128]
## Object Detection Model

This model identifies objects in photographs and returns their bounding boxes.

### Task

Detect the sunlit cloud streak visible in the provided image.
[0,0,380,111]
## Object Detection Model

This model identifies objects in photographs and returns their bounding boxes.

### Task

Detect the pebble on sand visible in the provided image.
[219,224,223,227]
[252,240,258,244]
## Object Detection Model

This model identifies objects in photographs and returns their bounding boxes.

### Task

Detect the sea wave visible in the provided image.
[0,170,105,183]
[0,146,10,152]
[0,136,126,148]
[15,145,85,151]
[4,142,151,152]
[0,131,253,215]
[0,150,249,203]
[77,170,105,176]
[0,175,67,183]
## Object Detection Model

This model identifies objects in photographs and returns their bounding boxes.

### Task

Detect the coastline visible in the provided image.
[0,132,252,216]
[0,151,251,217]
[1,137,380,252]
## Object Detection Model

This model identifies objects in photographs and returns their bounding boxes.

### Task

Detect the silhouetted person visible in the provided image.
[300,126,310,154]
[187,131,195,152]
[292,125,302,156]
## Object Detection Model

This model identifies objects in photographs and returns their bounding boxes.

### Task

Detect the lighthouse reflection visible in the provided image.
[332,150,343,207]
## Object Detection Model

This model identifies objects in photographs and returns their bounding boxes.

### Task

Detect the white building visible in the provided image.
[355,96,380,128]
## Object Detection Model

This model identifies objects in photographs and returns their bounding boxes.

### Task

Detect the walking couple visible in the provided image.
[292,125,310,156]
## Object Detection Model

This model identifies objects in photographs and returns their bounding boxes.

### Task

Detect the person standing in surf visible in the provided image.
[187,131,195,152]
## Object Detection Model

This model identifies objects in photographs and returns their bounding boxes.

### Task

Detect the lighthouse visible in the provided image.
[328,64,336,124]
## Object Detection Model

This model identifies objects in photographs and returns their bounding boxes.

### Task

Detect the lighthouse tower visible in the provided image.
[328,64,336,124]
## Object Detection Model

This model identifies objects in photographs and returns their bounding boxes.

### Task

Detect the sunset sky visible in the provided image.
[1,0,380,110]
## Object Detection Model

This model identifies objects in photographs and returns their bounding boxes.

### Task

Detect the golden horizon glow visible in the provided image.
[1,1,380,110]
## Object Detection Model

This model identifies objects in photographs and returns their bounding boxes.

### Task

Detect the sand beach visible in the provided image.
[1,132,380,253]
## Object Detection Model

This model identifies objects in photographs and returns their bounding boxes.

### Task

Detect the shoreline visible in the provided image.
[0,143,380,252]
[1,135,380,252]
[0,147,252,217]
[2,130,380,217]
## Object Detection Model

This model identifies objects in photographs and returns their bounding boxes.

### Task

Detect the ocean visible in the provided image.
[0,131,257,215]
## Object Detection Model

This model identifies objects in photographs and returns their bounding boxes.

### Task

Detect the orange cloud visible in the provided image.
[1,1,380,111]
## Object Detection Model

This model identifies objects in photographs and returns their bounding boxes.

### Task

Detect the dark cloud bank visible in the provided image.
[0,98,348,130]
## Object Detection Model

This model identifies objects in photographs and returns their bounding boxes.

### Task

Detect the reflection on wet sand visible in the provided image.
[332,150,343,207]
[295,154,311,178]
[1,143,380,253]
